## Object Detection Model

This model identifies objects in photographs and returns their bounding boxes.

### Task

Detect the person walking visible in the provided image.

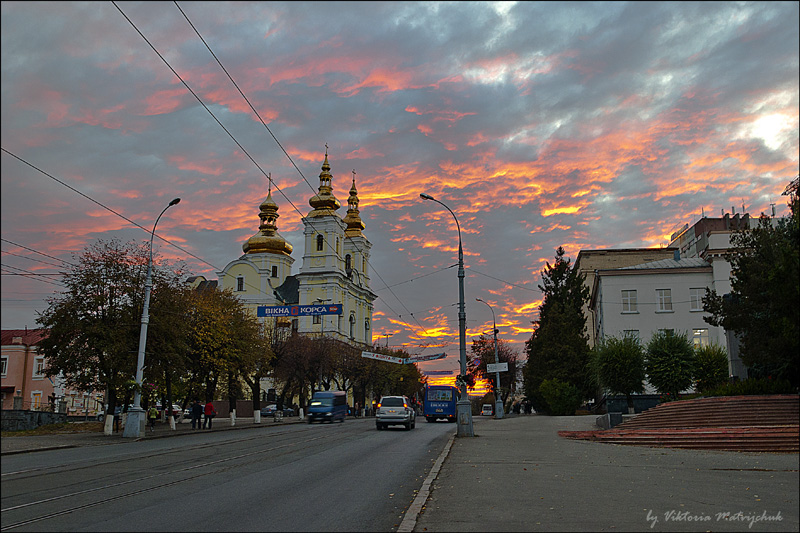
[147,405,158,432]
[191,398,203,430]
[203,400,216,429]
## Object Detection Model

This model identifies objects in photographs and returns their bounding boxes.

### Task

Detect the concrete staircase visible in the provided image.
[559,394,799,452]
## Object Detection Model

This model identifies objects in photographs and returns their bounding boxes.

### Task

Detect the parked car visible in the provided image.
[156,403,183,419]
[481,404,493,416]
[260,404,295,417]
[375,395,416,430]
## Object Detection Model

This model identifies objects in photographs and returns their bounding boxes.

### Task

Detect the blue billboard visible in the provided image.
[257,304,342,317]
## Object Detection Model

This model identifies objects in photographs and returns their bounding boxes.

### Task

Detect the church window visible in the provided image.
[345,254,352,271]
[236,276,244,292]
[349,313,356,340]
[271,266,278,278]
[316,234,324,251]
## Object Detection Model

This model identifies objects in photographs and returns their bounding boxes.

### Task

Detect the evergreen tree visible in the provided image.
[703,195,799,386]
[523,246,591,413]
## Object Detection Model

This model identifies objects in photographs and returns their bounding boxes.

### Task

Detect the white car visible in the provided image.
[376,396,416,430]
[481,404,493,416]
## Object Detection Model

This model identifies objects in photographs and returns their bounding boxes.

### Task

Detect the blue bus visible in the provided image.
[423,385,459,422]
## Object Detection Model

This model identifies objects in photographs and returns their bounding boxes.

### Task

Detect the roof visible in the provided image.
[620,257,710,270]
[1,328,48,346]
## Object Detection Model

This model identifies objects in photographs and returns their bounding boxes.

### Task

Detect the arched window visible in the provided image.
[365,318,370,340]
[349,313,356,339]
[345,254,352,271]
[271,266,278,278]
[316,235,324,251]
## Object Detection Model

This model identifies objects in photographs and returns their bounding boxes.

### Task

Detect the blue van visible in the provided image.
[307,391,347,424]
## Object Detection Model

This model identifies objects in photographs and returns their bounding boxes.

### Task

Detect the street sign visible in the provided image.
[258,304,342,317]
[423,370,453,376]
[361,351,405,364]
[487,362,509,373]
[407,353,446,363]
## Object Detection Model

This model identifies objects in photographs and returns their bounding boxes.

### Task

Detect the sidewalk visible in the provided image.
[411,414,799,532]
[1,415,303,455]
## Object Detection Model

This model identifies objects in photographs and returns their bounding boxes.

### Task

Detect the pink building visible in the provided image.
[1,329,102,417]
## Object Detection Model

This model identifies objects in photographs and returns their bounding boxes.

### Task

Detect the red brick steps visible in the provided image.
[559,395,799,453]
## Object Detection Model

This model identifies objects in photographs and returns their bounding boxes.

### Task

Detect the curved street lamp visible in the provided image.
[419,193,474,437]
[476,298,504,419]
[124,198,181,438]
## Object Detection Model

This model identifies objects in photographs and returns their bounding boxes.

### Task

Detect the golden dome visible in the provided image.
[308,150,341,217]
[243,189,293,256]
[343,170,365,237]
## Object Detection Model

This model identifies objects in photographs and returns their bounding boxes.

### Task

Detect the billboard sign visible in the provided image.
[258,304,342,317]
[361,351,406,364]
[407,353,447,363]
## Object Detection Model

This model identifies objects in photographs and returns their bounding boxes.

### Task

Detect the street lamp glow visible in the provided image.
[476,298,504,419]
[420,192,474,437]
[123,198,181,438]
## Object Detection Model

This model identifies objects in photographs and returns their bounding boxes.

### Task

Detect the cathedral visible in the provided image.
[216,150,376,345]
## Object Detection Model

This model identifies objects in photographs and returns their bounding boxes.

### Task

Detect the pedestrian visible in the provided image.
[355,402,360,418]
[191,398,203,430]
[147,405,158,432]
[203,400,216,429]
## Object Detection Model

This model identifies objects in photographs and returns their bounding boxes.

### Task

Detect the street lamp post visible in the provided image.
[420,193,474,437]
[476,298,504,419]
[123,198,180,438]
[315,298,331,336]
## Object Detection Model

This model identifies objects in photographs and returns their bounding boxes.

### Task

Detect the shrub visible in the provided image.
[539,378,582,415]
[693,344,729,392]
[703,377,795,397]
[646,330,695,398]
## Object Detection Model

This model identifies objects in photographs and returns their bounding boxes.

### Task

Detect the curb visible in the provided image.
[397,433,455,533]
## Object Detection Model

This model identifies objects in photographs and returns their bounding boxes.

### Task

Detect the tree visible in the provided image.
[693,344,729,393]
[590,335,646,413]
[37,238,188,417]
[645,330,695,399]
[523,246,591,413]
[703,197,799,386]
[468,335,520,408]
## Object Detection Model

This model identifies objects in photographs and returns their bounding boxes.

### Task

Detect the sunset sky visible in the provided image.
[2,1,798,384]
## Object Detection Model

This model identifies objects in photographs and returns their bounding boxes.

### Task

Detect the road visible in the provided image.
[0,417,454,532]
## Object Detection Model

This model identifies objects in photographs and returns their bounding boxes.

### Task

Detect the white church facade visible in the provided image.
[216,151,376,346]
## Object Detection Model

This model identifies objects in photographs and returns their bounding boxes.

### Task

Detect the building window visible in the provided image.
[236,277,245,292]
[345,254,352,271]
[1,356,7,377]
[271,266,278,278]
[692,328,710,347]
[33,356,45,379]
[621,290,638,313]
[656,289,673,312]
[689,288,704,311]
[316,235,324,251]
[365,318,370,340]
[622,330,640,342]
[349,314,356,339]
[313,315,322,325]
[336,238,340,254]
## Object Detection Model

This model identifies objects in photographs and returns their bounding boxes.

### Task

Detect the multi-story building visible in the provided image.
[575,248,676,348]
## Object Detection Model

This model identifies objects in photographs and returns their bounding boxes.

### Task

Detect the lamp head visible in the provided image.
[169,198,181,206]
[420,193,434,200]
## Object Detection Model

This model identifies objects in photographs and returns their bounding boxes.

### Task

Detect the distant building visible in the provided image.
[1,329,102,417]
[216,150,376,344]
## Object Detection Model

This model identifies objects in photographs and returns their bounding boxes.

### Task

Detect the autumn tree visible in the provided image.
[523,246,591,413]
[37,238,189,417]
[467,335,520,407]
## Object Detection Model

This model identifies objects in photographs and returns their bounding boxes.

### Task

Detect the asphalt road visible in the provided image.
[0,417,454,532]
